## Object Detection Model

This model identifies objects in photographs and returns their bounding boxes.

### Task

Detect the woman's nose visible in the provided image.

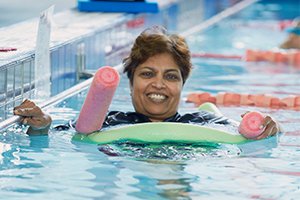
[152,76,166,89]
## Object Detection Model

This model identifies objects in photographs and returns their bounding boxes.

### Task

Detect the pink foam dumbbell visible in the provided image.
[75,66,120,133]
[238,111,266,139]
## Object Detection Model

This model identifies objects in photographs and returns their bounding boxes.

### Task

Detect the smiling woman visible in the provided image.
[123,26,191,122]
[13,26,284,140]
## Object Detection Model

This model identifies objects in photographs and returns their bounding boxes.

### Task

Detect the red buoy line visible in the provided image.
[191,49,300,66]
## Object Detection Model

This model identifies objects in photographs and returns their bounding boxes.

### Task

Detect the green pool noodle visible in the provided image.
[73,102,247,144]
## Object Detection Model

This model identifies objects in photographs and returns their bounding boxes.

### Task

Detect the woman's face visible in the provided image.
[130,53,183,122]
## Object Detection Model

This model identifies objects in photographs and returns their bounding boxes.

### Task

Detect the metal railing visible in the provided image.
[0,58,35,122]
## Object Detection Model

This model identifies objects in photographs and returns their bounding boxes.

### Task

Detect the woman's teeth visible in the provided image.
[148,94,166,100]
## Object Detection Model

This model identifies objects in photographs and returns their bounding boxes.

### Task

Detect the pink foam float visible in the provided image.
[238,111,266,139]
[75,66,120,133]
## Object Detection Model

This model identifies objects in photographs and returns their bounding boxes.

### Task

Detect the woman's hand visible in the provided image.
[14,99,52,135]
[241,112,285,140]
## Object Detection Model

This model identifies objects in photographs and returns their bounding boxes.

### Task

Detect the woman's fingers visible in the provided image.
[14,99,32,109]
[14,99,52,135]
[271,126,278,136]
[14,99,40,117]
[241,111,250,118]
[258,115,271,129]
[19,114,50,130]
[19,117,28,126]
[261,120,276,137]
[249,116,278,140]
[14,99,51,129]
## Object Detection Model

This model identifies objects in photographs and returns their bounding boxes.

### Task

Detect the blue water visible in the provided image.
[1,1,300,199]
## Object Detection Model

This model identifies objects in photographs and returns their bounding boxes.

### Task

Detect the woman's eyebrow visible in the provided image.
[139,66,155,71]
[165,69,180,73]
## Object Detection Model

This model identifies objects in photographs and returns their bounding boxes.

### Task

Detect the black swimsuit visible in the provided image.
[53,110,239,131]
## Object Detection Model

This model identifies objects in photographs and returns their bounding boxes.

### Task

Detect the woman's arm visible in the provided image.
[13,99,52,135]
[195,109,285,140]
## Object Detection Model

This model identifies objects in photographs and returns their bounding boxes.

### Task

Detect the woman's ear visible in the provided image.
[129,80,133,95]
[129,80,132,90]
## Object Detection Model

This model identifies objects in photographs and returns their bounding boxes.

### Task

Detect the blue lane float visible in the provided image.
[73,103,248,145]
[77,0,159,13]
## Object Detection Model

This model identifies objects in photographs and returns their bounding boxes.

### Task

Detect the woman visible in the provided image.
[14,26,284,139]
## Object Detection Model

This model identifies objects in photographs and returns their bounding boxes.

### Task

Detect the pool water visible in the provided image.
[1,1,300,199]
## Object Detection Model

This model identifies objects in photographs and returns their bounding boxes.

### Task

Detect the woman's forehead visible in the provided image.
[137,53,180,71]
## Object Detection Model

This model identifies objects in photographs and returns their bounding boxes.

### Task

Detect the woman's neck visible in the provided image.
[148,118,164,122]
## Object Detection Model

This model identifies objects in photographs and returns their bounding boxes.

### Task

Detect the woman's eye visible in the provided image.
[166,74,179,80]
[141,72,153,77]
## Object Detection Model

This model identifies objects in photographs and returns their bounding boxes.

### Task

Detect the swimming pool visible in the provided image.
[1,1,300,199]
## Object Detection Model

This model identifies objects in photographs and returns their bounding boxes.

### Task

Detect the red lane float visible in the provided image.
[75,66,120,133]
[238,111,266,139]
[231,20,293,31]
[187,91,300,109]
[191,52,242,60]
[191,49,300,66]
[245,49,300,65]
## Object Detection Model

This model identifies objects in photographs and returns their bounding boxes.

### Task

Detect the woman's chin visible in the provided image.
[145,109,174,121]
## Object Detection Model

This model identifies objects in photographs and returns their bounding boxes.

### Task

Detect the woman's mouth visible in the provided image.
[147,93,167,100]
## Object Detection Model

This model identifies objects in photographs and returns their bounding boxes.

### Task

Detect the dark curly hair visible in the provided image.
[123,26,192,86]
